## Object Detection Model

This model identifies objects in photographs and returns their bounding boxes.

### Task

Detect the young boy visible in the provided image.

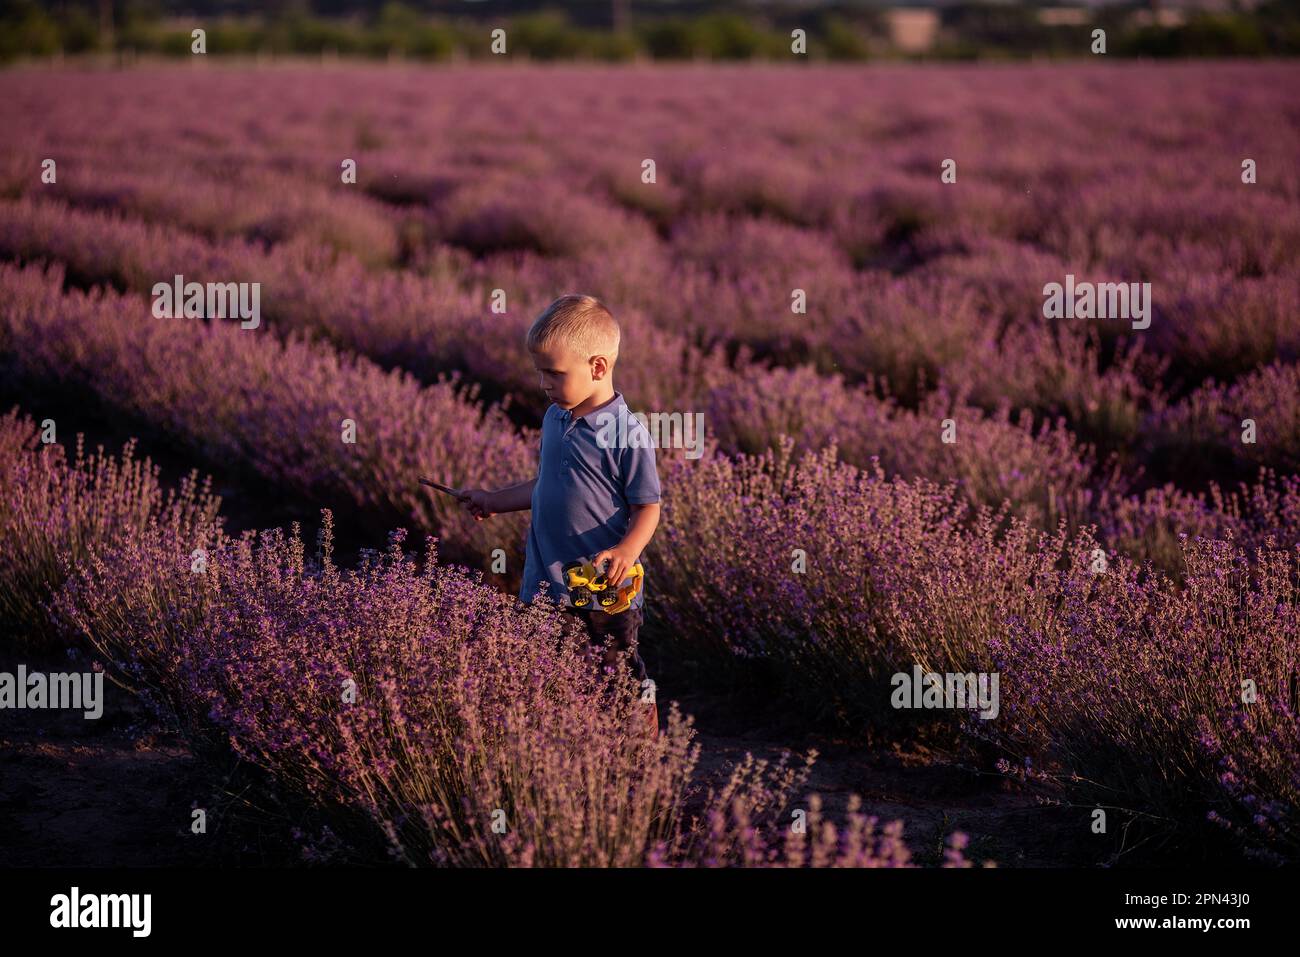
[456,294,662,737]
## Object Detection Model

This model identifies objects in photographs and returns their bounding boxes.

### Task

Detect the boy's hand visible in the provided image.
[592,545,638,586]
[455,488,497,521]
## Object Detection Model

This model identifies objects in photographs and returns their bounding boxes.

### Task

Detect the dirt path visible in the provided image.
[0,653,314,867]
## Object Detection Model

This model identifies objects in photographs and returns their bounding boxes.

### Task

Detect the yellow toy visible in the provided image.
[562,558,644,615]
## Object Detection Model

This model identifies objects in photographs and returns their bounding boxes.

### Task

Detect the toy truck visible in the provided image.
[562,558,644,615]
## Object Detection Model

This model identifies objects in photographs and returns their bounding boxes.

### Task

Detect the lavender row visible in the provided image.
[47,502,970,866]
[0,260,535,582]
[649,438,1300,861]
[0,196,733,419]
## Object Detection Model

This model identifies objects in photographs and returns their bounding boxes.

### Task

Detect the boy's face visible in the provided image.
[530,343,600,409]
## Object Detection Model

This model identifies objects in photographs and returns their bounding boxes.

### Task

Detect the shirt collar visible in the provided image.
[561,391,626,429]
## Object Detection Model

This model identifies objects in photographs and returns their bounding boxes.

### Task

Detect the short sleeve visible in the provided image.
[620,425,661,505]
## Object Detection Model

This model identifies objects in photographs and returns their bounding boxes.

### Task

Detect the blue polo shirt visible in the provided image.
[520,390,661,611]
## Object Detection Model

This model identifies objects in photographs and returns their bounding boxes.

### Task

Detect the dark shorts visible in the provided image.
[564,605,648,685]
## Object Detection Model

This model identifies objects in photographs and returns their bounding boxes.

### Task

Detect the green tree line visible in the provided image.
[3,1,1299,63]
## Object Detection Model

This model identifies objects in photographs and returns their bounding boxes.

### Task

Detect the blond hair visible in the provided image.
[526,294,620,362]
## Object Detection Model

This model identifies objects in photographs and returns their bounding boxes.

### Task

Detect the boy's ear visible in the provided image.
[590,354,610,380]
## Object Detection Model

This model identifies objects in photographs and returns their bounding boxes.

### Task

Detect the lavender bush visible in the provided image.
[0,407,221,649]
[52,508,967,867]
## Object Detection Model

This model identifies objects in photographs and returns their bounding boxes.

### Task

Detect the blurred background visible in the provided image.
[3,0,1298,64]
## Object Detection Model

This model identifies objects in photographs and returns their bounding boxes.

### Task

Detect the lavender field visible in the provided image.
[1,61,1298,869]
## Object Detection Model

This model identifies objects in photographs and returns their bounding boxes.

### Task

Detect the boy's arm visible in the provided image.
[592,419,663,583]
[486,478,536,513]
[454,479,535,520]
[593,502,660,587]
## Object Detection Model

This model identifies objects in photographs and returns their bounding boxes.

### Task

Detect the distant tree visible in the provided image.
[819,13,871,61]
[690,12,771,60]
[639,16,693,58]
